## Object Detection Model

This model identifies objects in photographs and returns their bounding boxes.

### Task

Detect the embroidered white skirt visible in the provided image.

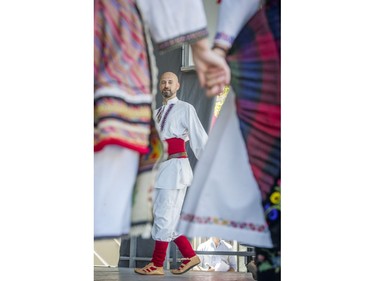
[177,92,273,248]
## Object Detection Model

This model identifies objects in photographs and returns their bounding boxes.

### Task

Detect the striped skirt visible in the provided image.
[228,1,281,279]
[94,0,163,238]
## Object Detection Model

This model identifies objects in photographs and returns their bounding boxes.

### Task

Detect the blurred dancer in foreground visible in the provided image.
[178,0,281,280]
[94,0,229,239]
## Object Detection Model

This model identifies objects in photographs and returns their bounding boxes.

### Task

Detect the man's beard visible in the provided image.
[162,90,174,99]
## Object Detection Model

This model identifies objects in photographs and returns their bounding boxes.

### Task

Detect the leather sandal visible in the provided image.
[170,255,200,275]
[134,262,164,275]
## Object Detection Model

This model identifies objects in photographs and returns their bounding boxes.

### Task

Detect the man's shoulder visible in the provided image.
[197,240,210,250]
[177,99,193,107]
[176,100,196,112]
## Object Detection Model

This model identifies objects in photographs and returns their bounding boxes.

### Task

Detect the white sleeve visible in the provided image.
[185,104,208,160]
[136,0,209,52]
[225,244,237,271]
[228,252,237,270]
[214,0,261,49]
[197,244,205,266]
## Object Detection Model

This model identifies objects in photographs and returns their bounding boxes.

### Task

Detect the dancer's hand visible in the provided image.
[191,38,230,97]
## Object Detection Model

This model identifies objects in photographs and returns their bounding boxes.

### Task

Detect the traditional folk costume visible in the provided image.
[94,0,209,239]
[135,97,208,275]
[152,97,208,241]
[178,0,281,279]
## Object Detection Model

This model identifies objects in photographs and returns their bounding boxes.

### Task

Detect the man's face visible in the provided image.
[159,73,179,100]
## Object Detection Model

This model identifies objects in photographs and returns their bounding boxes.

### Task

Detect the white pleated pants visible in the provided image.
[151,187,187,242]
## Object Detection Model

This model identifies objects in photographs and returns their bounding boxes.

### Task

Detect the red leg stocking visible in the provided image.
[173,235,195,258]
[151,241,169,267]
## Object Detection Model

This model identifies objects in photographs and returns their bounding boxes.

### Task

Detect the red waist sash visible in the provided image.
[165,138,188,159]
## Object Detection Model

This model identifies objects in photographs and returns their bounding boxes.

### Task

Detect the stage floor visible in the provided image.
[94,266,256,281]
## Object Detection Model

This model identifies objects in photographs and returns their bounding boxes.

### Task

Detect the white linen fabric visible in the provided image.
[151,187,187,242]
[177,91,273,248]
[94,146,139,237]
[136,0,207,44]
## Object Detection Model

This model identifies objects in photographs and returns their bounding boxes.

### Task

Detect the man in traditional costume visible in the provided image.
[134,72,207,275]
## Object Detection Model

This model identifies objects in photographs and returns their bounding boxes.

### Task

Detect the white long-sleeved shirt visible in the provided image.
[136,0,208,52]
[197,238,237,271]
[154,97,208,189]
[214,0,261,49]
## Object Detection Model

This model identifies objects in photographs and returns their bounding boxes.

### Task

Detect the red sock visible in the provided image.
[151,241,169,267]
[173,235,195,258]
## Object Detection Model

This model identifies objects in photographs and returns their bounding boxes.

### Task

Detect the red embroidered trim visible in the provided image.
[180,213,268,232]
[160,103,175,132]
